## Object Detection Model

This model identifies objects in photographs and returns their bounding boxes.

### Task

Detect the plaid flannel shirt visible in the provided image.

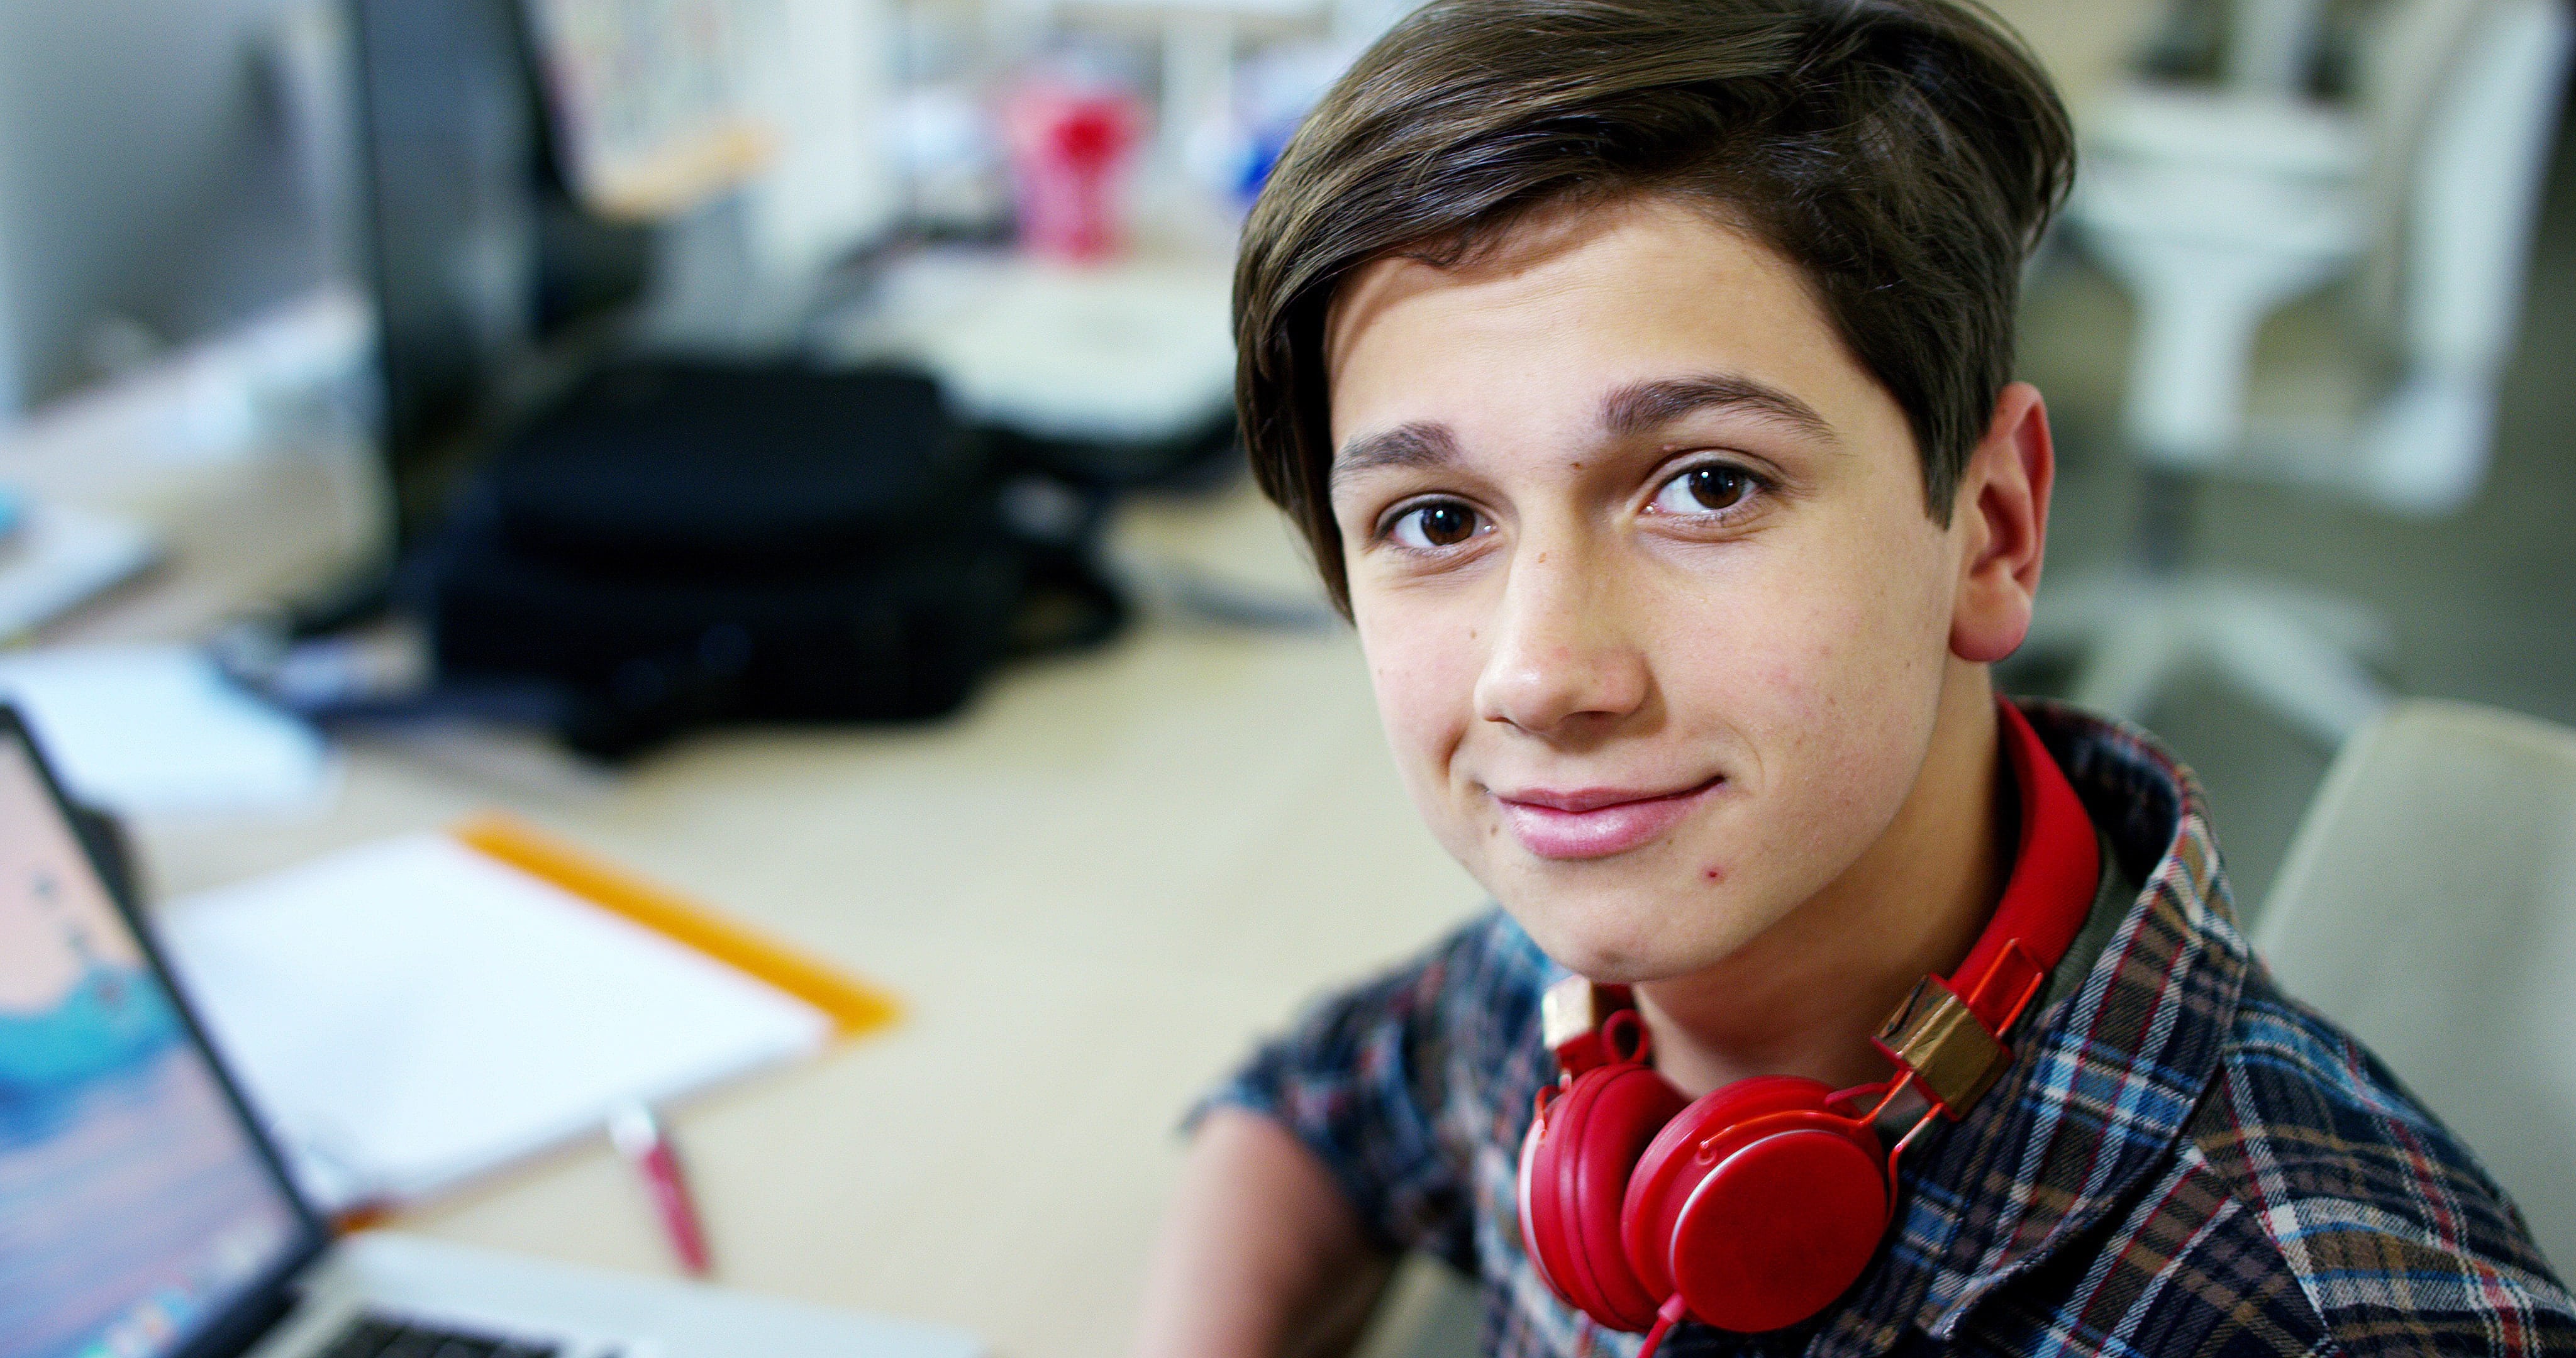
[1206,701,2576,1356]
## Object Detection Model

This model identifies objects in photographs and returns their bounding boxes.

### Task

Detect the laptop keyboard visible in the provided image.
[313,1315,566,1358]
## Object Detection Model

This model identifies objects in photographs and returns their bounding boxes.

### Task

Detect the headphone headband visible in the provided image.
[1940,701,2098,1018]
[1871,700,2098,1115]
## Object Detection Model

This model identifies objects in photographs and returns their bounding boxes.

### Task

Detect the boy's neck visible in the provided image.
[1636,662,2009,1097]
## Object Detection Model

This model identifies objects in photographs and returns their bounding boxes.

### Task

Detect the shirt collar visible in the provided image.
[1811,700,2252,1357]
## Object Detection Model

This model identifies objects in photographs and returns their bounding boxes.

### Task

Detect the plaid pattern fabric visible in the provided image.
[1206,701,2576,1356]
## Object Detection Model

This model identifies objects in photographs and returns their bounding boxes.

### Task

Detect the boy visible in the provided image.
[1135,1,2575,1354]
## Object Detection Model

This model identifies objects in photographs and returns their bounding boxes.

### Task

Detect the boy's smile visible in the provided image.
[1322,196,2043,1035]
[1491,775,1726,861]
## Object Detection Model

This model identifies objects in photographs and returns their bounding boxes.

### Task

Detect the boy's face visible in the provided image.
[1324,196,2010,983]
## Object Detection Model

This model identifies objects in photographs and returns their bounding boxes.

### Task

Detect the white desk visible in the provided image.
[25,438,1484,1357]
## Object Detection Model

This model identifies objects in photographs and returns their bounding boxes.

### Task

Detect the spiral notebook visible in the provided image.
[157,815,899,1215]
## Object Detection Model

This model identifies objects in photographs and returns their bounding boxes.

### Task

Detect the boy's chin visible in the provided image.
[1499,881,1779,986]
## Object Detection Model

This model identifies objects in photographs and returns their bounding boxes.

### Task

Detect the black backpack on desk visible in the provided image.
[426,362,1122,758]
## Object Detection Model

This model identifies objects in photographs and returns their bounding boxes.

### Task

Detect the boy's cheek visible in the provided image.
[1358,614,1483,814]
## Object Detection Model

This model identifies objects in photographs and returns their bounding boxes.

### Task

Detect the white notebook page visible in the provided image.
[158,832,831,1211]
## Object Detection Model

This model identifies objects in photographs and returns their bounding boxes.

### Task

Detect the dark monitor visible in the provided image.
[0,707,327,1358]
[344,0,651,549]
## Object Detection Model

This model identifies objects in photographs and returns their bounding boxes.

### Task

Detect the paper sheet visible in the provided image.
[0,645,334,818]
[158,833,832,1211]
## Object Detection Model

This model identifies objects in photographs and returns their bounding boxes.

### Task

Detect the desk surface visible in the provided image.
[50,456,1483,1358]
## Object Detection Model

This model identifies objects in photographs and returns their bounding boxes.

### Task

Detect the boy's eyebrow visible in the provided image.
[1601,375,1839,446]
[1330,374,1831,485]
[1331,421,1461,484]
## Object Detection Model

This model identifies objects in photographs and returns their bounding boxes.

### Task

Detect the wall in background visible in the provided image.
[0,180,20,417]
[0,0,328,419]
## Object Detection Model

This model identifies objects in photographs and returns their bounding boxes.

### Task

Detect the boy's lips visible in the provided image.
[1492,777,1724,860]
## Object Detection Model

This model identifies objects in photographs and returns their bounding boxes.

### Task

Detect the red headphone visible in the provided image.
[1516,702,2099,1349]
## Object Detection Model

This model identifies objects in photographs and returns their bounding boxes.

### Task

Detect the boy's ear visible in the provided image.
[1949,382,2053,665]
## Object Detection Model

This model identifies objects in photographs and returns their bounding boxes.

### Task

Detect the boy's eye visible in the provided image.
[1389,501,1485,549]
[1648,464,1757,516]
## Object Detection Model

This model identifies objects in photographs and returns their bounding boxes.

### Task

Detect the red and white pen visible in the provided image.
[610,1101,712,1277]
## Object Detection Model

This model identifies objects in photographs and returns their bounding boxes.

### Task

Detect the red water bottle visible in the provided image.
[1004,84,1143,262]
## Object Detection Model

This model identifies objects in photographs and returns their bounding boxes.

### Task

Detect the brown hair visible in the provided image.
[1234,0,2074,615]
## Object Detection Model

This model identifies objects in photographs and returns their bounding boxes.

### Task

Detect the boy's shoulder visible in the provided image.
[1922,705,2575,1357]
[1951,963,2573,1358]
[2190,972,2567,1352]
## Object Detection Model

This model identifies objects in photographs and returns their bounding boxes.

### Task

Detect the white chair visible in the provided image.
[2255,700,2576,1273]
[2027,0,2573,749]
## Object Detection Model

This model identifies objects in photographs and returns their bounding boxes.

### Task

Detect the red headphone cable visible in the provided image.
[1634,1294,1692,1358]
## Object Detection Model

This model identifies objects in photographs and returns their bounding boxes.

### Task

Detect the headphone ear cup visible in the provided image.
[1518,1061,1686,1332]
[1621,1075,1892,1334]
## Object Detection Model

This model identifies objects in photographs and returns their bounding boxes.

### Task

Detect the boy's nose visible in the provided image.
[1472,539,1650,736]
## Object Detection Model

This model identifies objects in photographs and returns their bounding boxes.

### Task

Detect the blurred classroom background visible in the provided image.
[1,1,2572,1355]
